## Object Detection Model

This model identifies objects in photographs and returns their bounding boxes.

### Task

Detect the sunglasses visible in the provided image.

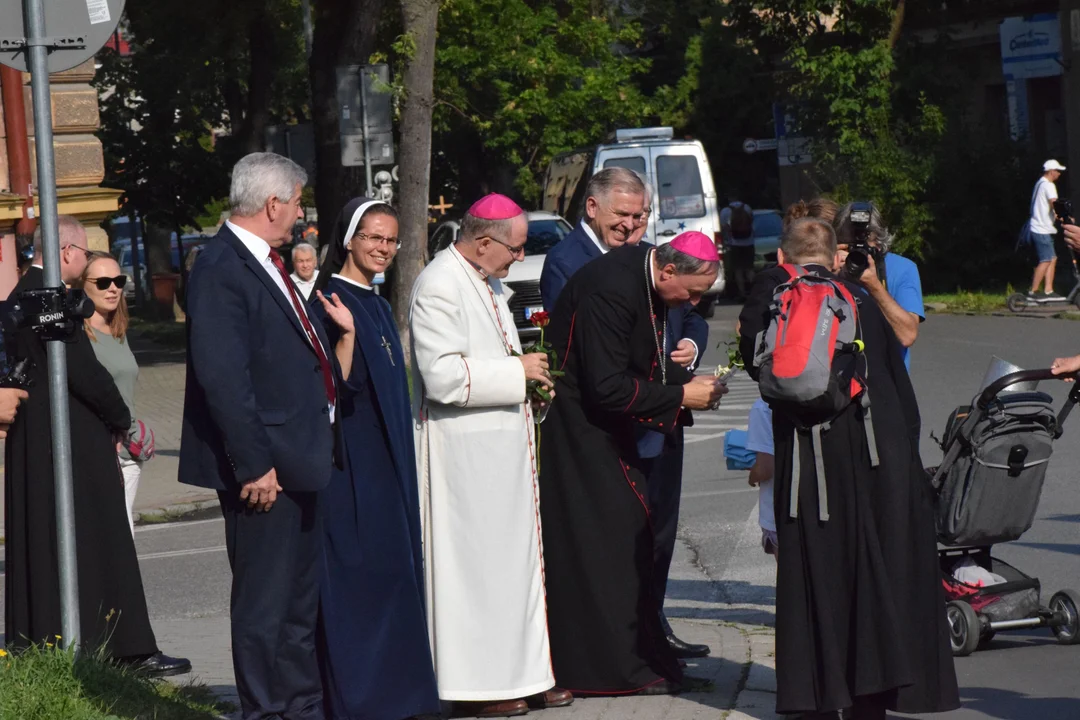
[89,275,128,291]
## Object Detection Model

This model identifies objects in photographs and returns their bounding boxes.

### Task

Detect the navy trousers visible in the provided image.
[220,490,324,720]
[643,428,684,636]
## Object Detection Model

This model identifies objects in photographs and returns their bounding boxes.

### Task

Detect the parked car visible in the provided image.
[429,211,573,338]
[539,126,726,304]
[113,232,209,302]
[752,209,784,271]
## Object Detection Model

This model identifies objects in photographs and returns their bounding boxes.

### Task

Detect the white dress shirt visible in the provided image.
[581,220,609,255]
[227,221,334,419]
[290,269,319,301]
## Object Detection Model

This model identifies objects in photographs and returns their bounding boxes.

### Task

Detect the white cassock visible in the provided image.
[410,244,554,702]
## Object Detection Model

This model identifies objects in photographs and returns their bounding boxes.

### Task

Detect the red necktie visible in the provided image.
[269,250,336,406]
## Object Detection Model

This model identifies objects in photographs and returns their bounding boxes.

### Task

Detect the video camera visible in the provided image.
[1054,199,1074,226]
[0,287,95,389]
[839,201,886,283]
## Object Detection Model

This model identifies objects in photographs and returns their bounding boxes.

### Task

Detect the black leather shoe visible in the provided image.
[666,633,710,658]
[125,652,192,678]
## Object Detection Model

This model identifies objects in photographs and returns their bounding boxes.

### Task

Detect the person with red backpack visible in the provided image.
[737,218,958,720]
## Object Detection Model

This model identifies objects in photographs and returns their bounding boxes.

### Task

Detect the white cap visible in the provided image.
[1044,159,1067,172]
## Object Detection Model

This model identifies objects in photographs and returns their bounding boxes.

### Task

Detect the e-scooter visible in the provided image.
[1007,200,1080,313]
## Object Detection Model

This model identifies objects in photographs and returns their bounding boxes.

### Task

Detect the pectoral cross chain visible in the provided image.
[380,335,395,366]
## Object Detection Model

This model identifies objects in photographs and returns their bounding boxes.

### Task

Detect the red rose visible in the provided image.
[530,311,550,328]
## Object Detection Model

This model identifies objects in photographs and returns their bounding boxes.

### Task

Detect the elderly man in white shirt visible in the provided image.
[289,242,320,300]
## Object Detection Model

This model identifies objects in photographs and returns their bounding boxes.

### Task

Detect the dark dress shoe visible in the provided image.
[525,687,574,708]
[455,699,529,718]
[123,652,192,678]
[666,632,710,658]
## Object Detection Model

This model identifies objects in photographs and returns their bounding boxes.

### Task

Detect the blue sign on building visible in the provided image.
[1000,13,1062,140]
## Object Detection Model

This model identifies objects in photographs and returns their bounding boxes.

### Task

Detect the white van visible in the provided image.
[540,126,725,308]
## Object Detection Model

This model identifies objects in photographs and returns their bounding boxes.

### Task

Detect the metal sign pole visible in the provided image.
[24,0,81,650]
[360,68,374,198]
[300,0,313,59]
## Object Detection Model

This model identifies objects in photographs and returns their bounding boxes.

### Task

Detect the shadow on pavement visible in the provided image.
[956,686,1080,719]
[1013,541,1080,557]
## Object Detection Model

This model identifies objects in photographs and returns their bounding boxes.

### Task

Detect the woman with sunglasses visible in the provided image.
[74,252,148,535]
[310,197,440,720]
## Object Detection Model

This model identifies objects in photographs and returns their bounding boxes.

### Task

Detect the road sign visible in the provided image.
[0,0,125,72]
[341,131,395,167]
[336,64,393,135]
[743,138,778,154]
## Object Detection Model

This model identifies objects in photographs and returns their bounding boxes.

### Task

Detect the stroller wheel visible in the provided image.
[1006,292,1028,313]
[1049,589,1080,645]
[946,600,981,656]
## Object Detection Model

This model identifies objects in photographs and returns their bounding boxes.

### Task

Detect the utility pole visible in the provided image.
[23,0,81,649]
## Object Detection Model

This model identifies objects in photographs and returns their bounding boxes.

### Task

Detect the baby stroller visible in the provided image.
[929,364,1080,656]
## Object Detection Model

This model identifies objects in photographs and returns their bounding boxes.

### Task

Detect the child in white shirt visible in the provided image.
[746,398,777,559]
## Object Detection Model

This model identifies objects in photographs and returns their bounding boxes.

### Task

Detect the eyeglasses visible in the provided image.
[354,232,401,250]
[88,275,128,291]
[486,236,527,258]
[608,206,646,222]
[62,244,93,261]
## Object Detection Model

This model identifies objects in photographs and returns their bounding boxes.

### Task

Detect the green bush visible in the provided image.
[0,644,228,720]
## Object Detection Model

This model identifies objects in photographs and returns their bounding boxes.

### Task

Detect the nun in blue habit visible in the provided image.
[310,197,439,720]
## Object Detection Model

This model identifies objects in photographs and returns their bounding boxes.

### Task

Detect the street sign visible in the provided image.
[336,64,393,135]
[0,0,125,72]
[743,138,779,154]
[341,131,395,167]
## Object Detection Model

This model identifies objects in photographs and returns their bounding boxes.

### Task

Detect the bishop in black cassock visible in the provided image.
[539,237,725,695]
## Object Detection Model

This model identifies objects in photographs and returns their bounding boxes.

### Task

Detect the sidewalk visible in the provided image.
[0,334,218,535]
[157,538,780,720]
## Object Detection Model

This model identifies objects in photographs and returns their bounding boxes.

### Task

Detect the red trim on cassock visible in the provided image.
[672,406,682,429]
[561,312,577,371]
[623,379,640,413]
[561,677,670,696]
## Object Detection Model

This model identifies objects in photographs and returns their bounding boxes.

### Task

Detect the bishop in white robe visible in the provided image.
[409,195,570,716]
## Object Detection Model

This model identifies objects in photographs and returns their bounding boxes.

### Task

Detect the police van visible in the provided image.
[540,126,725,307]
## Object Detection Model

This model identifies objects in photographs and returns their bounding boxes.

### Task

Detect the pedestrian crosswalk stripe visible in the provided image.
[684,373,759,443]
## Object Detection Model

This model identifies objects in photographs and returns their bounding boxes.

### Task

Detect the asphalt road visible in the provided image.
[3,305,1080,718]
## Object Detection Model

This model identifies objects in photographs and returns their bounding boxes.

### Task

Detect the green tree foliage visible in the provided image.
[96,0,310,237]
[432,0,653,201]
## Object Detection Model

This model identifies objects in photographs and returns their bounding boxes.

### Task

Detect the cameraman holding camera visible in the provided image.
[834,202,924,369]
[5,216,188,674]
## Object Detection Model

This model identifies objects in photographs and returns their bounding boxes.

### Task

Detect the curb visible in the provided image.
[134,497,221,527]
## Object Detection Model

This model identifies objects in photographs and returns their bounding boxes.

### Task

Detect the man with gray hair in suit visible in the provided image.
[289,242,320,300]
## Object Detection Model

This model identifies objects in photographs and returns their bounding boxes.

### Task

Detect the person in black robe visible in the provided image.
[310,197,440,720]
[737,218,958,718]
[540,237,727,695]
[5,230,186,674]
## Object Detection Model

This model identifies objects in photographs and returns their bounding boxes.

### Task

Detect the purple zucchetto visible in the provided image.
[670,230,720,263]
[467,193,524,220]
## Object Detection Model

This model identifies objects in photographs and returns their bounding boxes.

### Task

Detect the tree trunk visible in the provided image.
[392,0,440,350]
[309,0,388,248]
[239,11,276,153]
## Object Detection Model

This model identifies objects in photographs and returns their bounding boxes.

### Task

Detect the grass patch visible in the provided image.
[128,317,186,351]
[0,643,231,720]
[924,290,1010,313]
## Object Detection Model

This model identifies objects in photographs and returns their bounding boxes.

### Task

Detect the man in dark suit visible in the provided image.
[180,153,349,720]
[539,168,712,659]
